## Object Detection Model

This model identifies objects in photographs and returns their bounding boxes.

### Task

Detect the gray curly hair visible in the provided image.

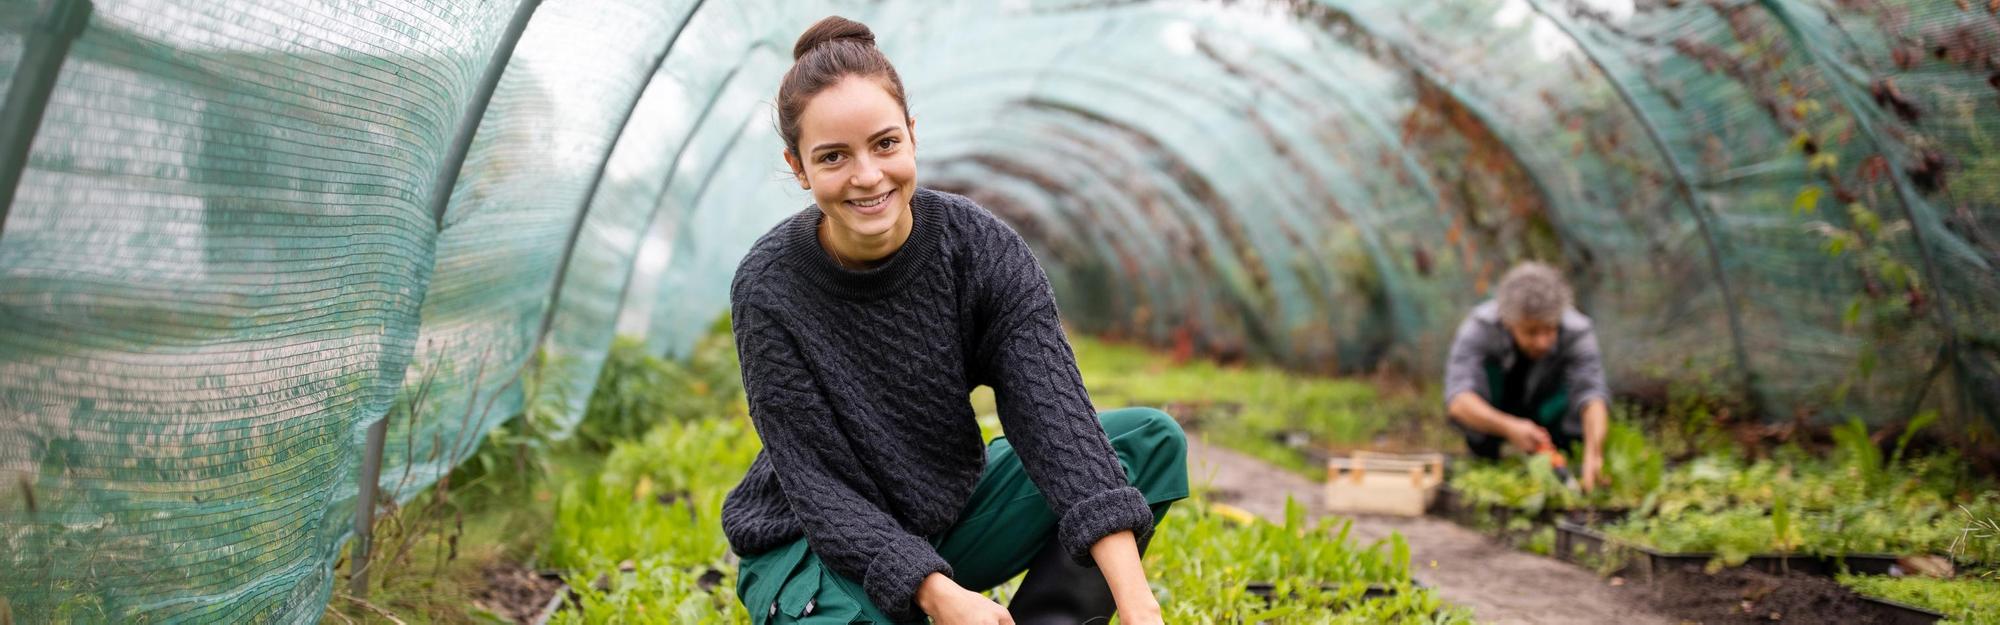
[1495,261,1571,325]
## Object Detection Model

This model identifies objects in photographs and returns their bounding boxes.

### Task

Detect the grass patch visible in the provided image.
[1071,335,1454,477]
[328,422,585,624]
[544,413,756,624]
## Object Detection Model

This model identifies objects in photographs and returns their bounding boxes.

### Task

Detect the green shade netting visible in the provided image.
[1,0,1995,620]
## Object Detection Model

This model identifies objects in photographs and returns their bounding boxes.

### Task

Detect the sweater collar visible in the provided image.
[782,187,945,300]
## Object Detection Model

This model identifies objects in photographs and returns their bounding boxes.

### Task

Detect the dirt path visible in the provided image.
[1186,436,1674,625]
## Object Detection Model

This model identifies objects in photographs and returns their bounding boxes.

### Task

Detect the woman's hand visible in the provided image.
[917,573,1014,625]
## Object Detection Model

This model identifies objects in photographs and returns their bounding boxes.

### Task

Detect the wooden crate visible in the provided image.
[1323,451,1445,517]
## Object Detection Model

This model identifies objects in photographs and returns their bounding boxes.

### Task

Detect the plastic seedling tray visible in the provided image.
[1243,581,1403,605]
[1552,521,1912,581]
[1555,522,1940,624]
[1553,520,1645,575]
[1432,485,1628,531]
[1858,594,1947,625]
[1817,553,1900,575]
[1558,506,1630,526]
[1430,485,1517,529]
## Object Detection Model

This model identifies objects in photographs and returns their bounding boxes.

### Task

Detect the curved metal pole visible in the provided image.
[1524,0,1757,404]
[638,98,768,358]
[604,83,742,336]
[0,0,93,233]
[524,0,706,358]
[355,0,541,599]
[430,0,545,229]
[1756,0,1968,421]
[1185,39,1423,355]
[1312,3,1585,269]
[609,41,777,345]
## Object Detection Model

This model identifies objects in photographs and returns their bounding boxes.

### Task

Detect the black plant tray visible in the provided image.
[1430,485,1530,529]
[1431,486,1627,529]
[1858,595,1947,625]
[1554,523,1943,624]
[1559,506,1631,526]
[1242,580,1408,605]
[1552,521,1907,580]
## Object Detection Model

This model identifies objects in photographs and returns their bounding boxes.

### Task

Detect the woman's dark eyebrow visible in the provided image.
[809,126,901,155]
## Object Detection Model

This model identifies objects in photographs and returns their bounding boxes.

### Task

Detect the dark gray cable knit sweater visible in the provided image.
[720,188,1153,622]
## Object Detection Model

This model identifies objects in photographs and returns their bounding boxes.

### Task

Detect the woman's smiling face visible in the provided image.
[786,75,916,250]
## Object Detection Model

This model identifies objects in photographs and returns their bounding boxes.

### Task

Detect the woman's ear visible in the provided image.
[907,116,917,151]
[782,149,808,190]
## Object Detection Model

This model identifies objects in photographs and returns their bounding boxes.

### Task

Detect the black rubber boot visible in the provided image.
[1006,538,1118,625]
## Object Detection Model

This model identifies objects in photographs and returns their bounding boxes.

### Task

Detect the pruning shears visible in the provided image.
[1536,442,1582,492]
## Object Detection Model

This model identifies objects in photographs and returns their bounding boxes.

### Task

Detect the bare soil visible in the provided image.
[1622,565,1890,624]
[472,560,565,624]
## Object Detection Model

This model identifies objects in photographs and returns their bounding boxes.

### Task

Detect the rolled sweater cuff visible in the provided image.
[1056,485,1156,566]
[864,533,953,622]
[1570,391,1608,412]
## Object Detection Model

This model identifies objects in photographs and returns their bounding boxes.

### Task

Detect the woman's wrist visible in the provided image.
[915,572,955,614]
[1115,590,1162,614]
[1116,593,1164,625]
[1109,572,1161,616]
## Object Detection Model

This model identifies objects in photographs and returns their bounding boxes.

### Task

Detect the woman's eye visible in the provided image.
[819,152,843,165]
[876,138,897,151]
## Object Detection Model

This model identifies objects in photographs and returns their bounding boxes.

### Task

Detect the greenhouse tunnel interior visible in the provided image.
[1,0,1998,621]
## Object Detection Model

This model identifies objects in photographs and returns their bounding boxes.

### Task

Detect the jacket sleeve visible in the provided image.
[1442,312,1490,409]
[732,302,949,622]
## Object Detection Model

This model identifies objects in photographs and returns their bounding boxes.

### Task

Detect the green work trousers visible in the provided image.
[1460,363,1576,459]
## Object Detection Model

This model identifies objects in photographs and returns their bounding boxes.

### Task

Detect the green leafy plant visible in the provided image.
[553,557,745,625]
[543,331,760,623]
[453,350,580,504]
[1598,420,1665,507]
[1449,457,1578,518]
[1580,414,1995,570]
[1146,496,1472,623]
[1889,410,1939,470]
[1447,420,1662,525]
[548,402,758,572]
[1772,490,1796,556]
[1832,417,1885,491]
[576,333,744,449]
[1604,475,1985,569]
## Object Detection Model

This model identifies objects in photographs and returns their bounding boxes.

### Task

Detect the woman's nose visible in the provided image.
[850,157,884,188]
